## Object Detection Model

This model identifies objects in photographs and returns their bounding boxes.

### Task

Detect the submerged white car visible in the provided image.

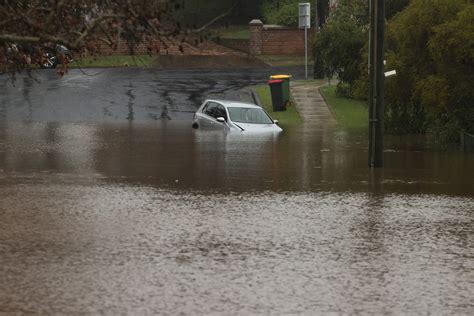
[192,99,282,133]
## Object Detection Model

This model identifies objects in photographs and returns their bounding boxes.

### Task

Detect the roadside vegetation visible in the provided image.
[312,0,473,145]
[255,84,302,128]
[256,55,314,67]
[261,0,316,27]
[212,26,250,40]
[72,55,157,68]
[320,85,368,130]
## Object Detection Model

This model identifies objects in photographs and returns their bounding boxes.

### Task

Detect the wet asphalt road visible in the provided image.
[1,67,309,122]
[0,68,473,314]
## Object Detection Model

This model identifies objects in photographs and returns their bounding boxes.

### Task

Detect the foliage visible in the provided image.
[0,0,240,75]
[261,0,315,27]
[314,0,368,95]
[382,0,474,138]
[173,0,235,25]
[0,0,183,74]
[385,0,410,19]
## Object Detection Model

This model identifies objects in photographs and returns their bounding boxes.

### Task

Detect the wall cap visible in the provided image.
[249,19,264,26]
[263,24,301,31]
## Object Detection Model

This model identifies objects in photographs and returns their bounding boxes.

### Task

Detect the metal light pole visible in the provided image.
[368,0,385,168]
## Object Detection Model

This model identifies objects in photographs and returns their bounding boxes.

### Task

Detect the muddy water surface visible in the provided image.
[0,69,473,314]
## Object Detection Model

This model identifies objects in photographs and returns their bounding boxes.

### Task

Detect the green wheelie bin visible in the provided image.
[270,74,292,106]
[268,79,286,111]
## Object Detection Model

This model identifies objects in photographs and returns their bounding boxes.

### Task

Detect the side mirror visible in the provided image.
[274,120,279,125]
[216,117,226,123]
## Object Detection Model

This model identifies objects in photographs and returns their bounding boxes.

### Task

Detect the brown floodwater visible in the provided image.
[0,120,472,314]
[0,69,473,314]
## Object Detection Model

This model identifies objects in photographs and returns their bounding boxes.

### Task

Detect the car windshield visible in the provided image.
[228,107,273,124]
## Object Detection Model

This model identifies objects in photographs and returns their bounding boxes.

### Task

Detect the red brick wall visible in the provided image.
[249,20,314,56]
[262,27,314,56]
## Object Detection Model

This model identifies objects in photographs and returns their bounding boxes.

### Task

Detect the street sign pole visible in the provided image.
[299,3,311,79]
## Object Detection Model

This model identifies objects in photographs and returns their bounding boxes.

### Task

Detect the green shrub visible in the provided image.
[313,1,368,86]
[383,0,473,140]
[335,83,351,98]
[261,0,315,27]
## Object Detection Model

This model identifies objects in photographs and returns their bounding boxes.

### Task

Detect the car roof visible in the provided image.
[205,99,261,109]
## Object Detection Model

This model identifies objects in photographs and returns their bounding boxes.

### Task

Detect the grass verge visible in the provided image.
[70,55,157,68]
[255,84,302,128]
[211,25,250,40]
[320,85,368,129]
[257,55,314,67]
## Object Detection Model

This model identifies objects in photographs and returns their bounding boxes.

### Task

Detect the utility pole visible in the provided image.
[313,0,325,79]
[315,0,318,31]
[368,0,385,168]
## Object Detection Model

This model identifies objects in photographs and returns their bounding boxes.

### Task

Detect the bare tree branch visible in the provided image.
[0,34,42,43]
[73,14,127,48]
[45,0,64,31]
[0,33,68,45]
[191,1,239,33]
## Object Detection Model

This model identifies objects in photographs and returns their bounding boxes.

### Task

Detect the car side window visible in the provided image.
[203,102,217,118]
[215,105,227,121]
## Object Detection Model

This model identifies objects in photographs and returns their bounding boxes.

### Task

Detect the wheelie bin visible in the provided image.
[270,74,292,106]
[268,79,285,112]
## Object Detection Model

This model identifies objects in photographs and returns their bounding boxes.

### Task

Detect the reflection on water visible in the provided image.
[1,68,472,313]
[0,121,473,195]
[0,120,473,314]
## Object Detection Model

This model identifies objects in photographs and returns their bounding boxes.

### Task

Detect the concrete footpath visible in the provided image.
[290,81,336,130]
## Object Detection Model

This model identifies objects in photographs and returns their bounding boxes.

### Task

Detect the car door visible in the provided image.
[215,104,228,129]
[199,102,218,128]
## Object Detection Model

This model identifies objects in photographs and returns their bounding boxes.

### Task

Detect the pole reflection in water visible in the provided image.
[0,121,472,194]
[0,118,473,314]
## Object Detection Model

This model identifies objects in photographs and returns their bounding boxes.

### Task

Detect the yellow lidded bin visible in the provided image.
[270,75,292,105]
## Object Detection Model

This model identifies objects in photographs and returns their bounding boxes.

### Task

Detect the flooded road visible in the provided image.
[0,69,473,314]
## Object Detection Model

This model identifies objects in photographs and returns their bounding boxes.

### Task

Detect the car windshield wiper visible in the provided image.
[233,123,245,131]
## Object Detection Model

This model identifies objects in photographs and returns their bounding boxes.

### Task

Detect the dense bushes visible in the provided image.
[261,0,315,27]
[383,0,474,138]
[314,0,368,96]
[315,0,472,142]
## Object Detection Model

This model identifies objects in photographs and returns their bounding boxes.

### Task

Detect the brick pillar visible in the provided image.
[249,19,263,56]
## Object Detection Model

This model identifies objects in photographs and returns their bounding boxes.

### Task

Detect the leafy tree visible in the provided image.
[382,0,473,139]
[385,0,410,19]
[0,0,239,75]
[313,0,368,94]
[261,0,316,27]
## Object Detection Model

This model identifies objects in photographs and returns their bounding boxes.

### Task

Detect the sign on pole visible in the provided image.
[299,3,311,79]
[299,3,311,29]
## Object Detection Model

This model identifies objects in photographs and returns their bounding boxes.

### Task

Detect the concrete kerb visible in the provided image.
[251,88,263,107]
[318,85,337,123]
